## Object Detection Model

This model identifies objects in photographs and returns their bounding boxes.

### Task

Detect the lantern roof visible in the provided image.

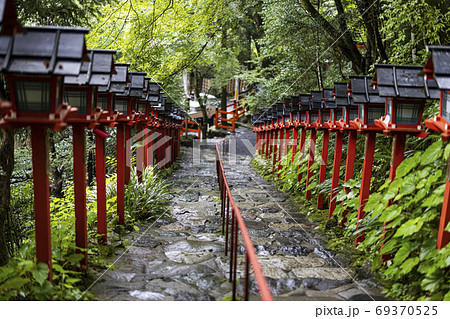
[291,96,299,112]
[0,0,22,35]
[299,94,311,111]
[423,46,450,90]
[65,49,116,87]
[311,90,322,109]
[147,81,161,102]
[334,82,349,107]
[372,64,439,100]
[129,72,147,97]
[0,26,89,76]
[110,63,130,93]
[322,88,336,108]
[349,75,385,105]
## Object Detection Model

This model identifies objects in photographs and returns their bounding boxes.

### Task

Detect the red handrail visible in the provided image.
[215,143,273,301]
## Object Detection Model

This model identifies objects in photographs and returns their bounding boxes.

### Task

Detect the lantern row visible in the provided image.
[252,47,450,250]
[0,0,186,281]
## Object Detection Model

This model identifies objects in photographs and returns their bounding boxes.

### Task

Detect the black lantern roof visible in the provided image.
[129,72,147,97]
[349,75,385,105]
[0,26,89,76]
[373,64,439,100]
[311,90,322,109]
[141,77,150,100]
[271,104,277,116]
[424,46,450,90]
[276,102,284,117]
[147,81,161,102]
[110,63,130,93]
[334,82,349,107]
[322,88,336,108]
[299,94,311,111]
[65,49,116,87]
[0,0,22,35]
[284,98,291,114]
[291,96,299,112]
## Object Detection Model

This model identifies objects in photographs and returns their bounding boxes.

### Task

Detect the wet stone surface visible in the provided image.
[90,126,385,301]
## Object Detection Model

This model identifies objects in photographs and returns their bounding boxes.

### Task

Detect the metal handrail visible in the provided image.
[215,143,273,301]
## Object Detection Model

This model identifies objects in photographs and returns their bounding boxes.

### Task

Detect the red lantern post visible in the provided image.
[110,63,131,225]
[1,25,89,278]
[423,46,450,249]
[370,64,438,245]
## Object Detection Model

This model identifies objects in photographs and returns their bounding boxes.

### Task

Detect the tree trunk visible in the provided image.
[193,69,208,140]
[0,129,14,266]
[300,0,365,73]
[221,86,227,112]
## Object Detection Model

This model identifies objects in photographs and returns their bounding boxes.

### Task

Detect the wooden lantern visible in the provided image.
[423,46,450,249]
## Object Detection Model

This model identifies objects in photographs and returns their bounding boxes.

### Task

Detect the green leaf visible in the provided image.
[2,277,30,289]
[421,140,443,165]
[133,225,140,231]
[396,153,420,178]
[444,143,450,161]
[381,238,398,255]
[32,262,49,286]
[379,205,401,223]
[394,217,423,238]
[444,290,450,301]
[421,270,444,293]
[400,180,416,195]
[400,257,419,274]
[393,242,411,265]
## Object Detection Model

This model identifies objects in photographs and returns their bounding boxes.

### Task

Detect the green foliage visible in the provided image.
[253,131,450,300]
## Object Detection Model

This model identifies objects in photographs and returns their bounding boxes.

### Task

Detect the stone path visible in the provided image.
[90,126,385,301]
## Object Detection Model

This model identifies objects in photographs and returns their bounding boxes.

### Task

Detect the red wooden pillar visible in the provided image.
[272,129,278,172]
[72,125,88,269]
[305,129,317,200]
[116,123,125,225]
[317,130,330,209]
[157,128,164,169]
[124,125,131,185]
[389,133,406,181]
[329,131,344,217]
[378,133,407,251]
[355,132,377,244]
[265,129,271,159]
[143,126,148,169]
[291,128,299,163]
[95,126,107,244]
[344,131,357,185]
[136,123,144,182]
[147,127,155,167]
[284,127,290,157]
[277,128,285,176]
[31,126,53,281]
[341,130,357,226]
[437,178,450,249]
[297,128,307,182]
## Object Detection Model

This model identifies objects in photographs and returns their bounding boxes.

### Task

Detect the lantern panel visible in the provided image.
[349,108,358,121]
[366,107,385,125]
[65,90,88,115]
[396,102,421,125]
[443,91,450,123]
[115,99,128,115]
[14,80,51,113]
[300,113,306,122]
[335,109,342,121]
[322,111,330,122]
[311,112,318,123]
[97,96,108,110]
